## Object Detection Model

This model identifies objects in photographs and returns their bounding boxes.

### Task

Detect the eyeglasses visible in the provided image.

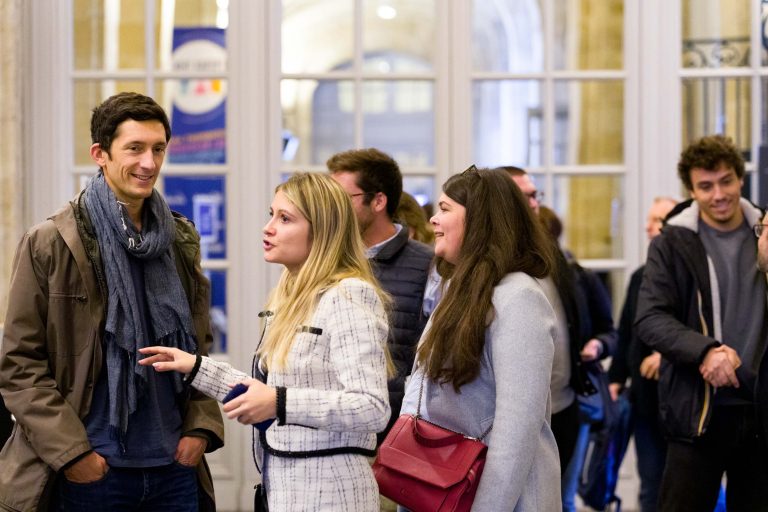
[348,192,371,200]
[525,190,545,202]
[754,224,768,238]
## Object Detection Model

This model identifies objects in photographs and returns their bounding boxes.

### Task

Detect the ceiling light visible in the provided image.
[377,5,397,20]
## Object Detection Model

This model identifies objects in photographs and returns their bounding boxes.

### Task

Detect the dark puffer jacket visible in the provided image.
[370,227,433,443]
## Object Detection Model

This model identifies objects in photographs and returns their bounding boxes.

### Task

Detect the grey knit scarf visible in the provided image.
[84,171,197,436]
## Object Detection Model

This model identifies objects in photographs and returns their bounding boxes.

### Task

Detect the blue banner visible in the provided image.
[168,27,227,164]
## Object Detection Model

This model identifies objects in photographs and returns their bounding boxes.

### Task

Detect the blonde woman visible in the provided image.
[140,172,391,511]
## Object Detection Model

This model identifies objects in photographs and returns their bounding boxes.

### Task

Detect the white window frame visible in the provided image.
[449,0,642,302]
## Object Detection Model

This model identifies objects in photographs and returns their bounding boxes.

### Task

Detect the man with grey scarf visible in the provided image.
[0,92,224,512]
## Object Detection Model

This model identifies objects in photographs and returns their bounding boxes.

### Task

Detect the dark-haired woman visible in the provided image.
[399,167,561,511]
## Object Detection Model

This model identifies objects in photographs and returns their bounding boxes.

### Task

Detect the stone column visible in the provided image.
[0,0,23,323]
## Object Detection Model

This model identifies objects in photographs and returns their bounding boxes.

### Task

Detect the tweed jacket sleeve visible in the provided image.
[191,357,251,402]
[282,279,390,433]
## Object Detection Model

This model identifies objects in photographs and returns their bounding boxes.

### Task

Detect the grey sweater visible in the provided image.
[400,272,562,512]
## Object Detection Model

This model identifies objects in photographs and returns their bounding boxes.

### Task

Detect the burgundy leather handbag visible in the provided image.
[372,376,492,512]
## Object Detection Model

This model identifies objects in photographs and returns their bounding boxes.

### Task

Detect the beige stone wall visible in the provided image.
[0,0,23,324]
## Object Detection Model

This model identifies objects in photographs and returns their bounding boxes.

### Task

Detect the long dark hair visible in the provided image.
[417,167,555,390]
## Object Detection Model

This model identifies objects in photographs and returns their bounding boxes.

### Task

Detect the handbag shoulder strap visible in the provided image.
[415,370,493,442]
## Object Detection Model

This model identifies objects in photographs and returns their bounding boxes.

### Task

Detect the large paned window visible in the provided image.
[280,0,439,206]
[471,0,630,299]
[679,0,766,202]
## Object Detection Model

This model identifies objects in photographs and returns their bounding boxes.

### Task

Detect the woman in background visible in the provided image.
[395,191,434,245]
[140,172,391,512]
[399,166,561,511]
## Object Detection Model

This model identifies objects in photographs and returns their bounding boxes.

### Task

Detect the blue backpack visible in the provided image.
[578,384,633,511]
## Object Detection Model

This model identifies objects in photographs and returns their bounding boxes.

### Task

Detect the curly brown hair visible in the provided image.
[677,135,744,191]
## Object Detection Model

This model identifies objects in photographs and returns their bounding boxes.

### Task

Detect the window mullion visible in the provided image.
[145,0,156,97]
[354,0,364,149]
[543,0,555,198]
[751,0,762,204]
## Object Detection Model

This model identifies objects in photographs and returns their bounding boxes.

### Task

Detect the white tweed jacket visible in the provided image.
[191,277,391,454]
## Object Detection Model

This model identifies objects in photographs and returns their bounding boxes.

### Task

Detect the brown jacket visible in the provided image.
[0,192,225,511]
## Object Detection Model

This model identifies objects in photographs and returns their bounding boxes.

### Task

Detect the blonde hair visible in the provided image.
[258,172,393,374]
[395,192,434,244]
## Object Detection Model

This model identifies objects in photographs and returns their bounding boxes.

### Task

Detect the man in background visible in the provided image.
[608,196,677,512]
[328,148,433,445]
[636,135,768,510]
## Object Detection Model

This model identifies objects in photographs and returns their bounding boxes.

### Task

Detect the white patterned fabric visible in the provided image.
[264,450,379,511]
[191,278,390,511]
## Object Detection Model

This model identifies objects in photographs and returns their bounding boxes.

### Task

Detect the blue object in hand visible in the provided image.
[223,383,275,431]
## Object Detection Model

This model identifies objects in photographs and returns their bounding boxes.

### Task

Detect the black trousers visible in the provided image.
[659,404,768,512]
[551,398,579,476]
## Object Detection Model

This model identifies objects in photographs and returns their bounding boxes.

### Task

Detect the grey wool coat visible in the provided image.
[400,272,562,512]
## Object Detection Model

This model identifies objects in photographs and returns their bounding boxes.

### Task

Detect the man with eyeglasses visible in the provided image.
[498,166,617,512]
[636,135,768,511]
[501,166,544,214]
[327,148,433,449]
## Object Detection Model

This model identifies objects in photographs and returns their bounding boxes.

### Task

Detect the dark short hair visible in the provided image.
[90,92,171,156]
[677,135,744,191]
[326,148,402,218]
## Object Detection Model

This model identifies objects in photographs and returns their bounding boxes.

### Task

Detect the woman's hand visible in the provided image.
[222,378,277,425]
[138,346,197,374]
